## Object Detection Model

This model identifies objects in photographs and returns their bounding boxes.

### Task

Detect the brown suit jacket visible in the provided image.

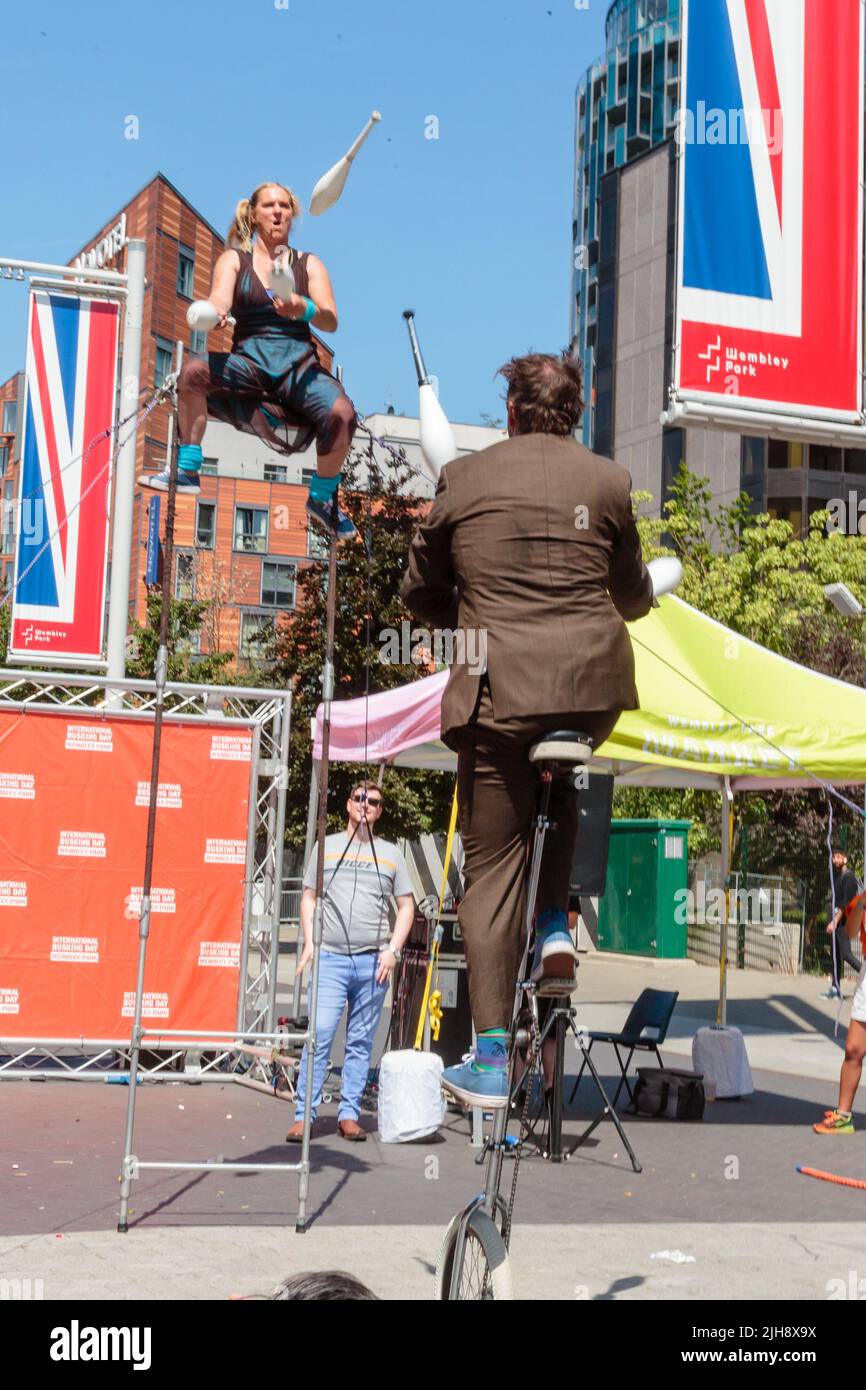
[400,433,653,744]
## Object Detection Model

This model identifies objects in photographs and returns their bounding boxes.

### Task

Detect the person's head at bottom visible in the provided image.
[237,1271,378,1301]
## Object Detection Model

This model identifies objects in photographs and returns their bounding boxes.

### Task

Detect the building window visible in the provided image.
[809,444,842,473]
[767,439,803,470]
[234,505,269,553]
[174,550,195,599]
[201,456,218,476]
[195,501,216,549]
[740,436,765,511]
[176,628,201,657]
[177,245,195,299]
[2,401,16,434]
[154,337,174,390]
[190,329,207,356]
[767,498,803,535]
[845,449,866,476]
[240,611,276,664]
[261,559,296,608]
[661,428,685,511]
[264,461,288,483]
[307,524,330,559]
[0,444,7,477]
[301,466,317,487]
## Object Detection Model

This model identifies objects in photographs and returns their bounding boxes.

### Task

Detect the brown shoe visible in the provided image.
[337,1119,367,1142]
[285,1121,311,1143]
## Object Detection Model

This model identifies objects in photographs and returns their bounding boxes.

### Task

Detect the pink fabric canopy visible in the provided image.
[312,671,450,766]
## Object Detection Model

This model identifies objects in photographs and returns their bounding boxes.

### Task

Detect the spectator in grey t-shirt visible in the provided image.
[286,780,415,1144]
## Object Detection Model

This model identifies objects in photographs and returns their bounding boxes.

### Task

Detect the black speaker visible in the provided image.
[569,773,614,898]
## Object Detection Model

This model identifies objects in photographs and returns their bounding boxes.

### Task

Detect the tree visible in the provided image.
[273,444,454,848]
[630,470,866,919]
[126,593,235,686]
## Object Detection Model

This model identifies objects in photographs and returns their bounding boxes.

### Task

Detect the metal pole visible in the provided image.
[106,238,146,686]
[718,777,733,1028]
[294,759,320,1017]
[266,692,292,1035]
[296,523,339,1233]
[117,341,182,1234]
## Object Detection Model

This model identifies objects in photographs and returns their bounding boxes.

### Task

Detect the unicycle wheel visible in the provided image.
[434,1208,514,1301]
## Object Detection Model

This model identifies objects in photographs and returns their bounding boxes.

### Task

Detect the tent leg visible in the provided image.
[718,777,734,1028]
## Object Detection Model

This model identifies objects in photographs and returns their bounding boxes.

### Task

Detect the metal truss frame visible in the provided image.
[0,667,292,1079]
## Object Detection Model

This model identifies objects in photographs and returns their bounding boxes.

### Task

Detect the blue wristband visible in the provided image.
[301,297,317,323]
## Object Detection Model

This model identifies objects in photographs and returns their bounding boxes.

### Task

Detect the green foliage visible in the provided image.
[631,468,866,867]
[0,598,8,666]
[126,593,235,686]
[274,445,454,848]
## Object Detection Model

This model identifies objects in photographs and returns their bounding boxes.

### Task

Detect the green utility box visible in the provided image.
[597,819,690,959]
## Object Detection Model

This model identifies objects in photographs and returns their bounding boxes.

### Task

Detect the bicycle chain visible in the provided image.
[503,1002,541,1249]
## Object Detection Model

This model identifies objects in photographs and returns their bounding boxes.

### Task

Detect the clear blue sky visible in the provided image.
[0,0,607,426]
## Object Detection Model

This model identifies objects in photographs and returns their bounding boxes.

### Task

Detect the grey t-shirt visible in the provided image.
[303,833,414,955]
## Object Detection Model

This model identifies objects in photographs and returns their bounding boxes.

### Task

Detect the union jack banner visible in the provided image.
[675,0,864,421]
[9,291,120,665]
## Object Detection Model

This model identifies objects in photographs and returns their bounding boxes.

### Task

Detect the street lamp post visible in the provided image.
[824,582,866,870]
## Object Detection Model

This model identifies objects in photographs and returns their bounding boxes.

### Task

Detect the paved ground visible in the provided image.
[3,955,866,1300]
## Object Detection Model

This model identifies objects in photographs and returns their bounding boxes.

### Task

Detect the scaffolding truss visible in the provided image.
[0,667,292,1078]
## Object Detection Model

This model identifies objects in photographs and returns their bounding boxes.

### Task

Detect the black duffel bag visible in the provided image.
[632,1067,705,1120]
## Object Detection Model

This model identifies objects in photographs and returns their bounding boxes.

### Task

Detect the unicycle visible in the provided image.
[434,730,593,1301]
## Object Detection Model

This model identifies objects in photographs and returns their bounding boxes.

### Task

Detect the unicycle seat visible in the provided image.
[528,730,593,767]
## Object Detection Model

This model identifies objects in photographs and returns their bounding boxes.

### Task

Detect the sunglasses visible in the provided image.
[352,793,382,807]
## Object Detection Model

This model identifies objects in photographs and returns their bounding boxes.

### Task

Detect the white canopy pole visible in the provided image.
[718,776,734,1026]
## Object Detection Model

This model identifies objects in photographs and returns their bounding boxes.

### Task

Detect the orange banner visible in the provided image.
[0,709,252,1037]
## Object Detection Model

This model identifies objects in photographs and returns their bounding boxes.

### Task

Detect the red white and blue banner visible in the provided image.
[9,290,120,666]
[674,0,864,422]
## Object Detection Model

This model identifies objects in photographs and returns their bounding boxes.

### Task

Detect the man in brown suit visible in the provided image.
[400,351,653,1107]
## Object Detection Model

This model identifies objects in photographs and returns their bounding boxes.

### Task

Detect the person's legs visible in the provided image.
[814,965,866,1132]
[337,953,389,1123]
[289,360,358,537]
[293,951,350,1124]
[839,1019,866,1113]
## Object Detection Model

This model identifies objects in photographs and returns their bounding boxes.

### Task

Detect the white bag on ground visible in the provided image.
[377,1049,445,1143]
[692,1025,754,1098]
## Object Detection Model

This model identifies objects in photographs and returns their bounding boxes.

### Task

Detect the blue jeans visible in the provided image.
[295,949,388,1123]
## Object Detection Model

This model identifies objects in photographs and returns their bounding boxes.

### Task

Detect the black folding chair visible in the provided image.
[568,988,679,1113]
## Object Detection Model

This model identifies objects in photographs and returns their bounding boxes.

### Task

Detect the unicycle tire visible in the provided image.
[434,1209,514,1301]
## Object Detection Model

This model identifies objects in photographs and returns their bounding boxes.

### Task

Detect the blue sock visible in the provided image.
[178,443,202,474]
[475,1028,507,1072]
[308,471,340,502]
[537,908,568,940]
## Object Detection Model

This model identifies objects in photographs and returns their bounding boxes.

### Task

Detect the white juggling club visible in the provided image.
[403,310,456,484]
[186,300,220,331]
[647,556,684,604]
[310,111,382,215]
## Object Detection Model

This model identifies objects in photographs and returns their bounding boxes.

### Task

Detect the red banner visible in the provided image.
[0,709,252,1037]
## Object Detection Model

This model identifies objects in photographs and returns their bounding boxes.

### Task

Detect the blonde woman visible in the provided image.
[140,182,357,540]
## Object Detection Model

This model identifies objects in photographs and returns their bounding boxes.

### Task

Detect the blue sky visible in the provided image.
[0,0,607,426]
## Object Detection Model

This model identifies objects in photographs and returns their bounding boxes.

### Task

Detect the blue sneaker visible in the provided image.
[530,927,577,996]
[138,467,201,495]
[305,494,357,542]
[441,1036,509,1110]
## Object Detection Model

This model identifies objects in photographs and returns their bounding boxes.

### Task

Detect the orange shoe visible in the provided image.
[813,1109,854,1134]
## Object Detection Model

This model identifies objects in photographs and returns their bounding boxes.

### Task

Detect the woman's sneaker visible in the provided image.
[138,466,201,495]
[812,1109,854,1134]
[305,494,357,541]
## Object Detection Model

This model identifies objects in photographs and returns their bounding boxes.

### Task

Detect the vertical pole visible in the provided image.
[117,342,182,1233]
[266,692,292,1035]
[296,522,340,1233]
[293,760,320,1017]
[718,777,734,1028]
[106,238,146,685]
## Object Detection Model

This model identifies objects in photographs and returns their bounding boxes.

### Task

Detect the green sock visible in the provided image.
[475,1027,507,1072]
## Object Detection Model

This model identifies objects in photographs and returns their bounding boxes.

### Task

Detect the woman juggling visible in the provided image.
[140,181,358,540]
